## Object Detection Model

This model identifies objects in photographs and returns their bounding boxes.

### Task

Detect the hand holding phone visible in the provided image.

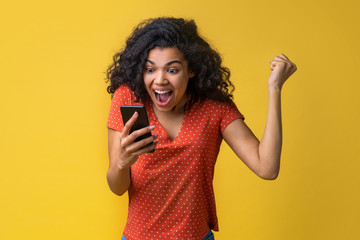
[120,106,156,153]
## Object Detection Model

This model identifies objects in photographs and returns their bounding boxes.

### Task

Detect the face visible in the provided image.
[144,47,194,112]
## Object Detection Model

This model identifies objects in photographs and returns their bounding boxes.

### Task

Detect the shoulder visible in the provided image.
[194,98,244,123]
[197,98,239,112]
[113,84,133,98]
[112,84,141,105]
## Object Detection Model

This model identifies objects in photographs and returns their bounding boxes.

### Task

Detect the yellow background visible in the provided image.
[1,0,359,239]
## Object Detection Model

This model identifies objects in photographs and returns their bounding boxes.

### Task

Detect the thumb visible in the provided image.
[270,60,277,70]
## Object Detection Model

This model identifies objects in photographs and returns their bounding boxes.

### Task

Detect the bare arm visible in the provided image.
[107,112,158,196]
[222,54,297,180]
[222,90,282,180]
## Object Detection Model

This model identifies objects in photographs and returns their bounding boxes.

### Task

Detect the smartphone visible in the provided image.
[120,105,155,152]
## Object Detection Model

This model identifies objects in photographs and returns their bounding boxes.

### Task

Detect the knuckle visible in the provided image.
[131,131,140,139]
[124,122,132,128]
[120,142,127,150]
[145,137,154,144]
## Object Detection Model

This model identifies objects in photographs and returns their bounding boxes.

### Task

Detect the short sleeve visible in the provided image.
[220,100,245,133]
[106,85,138,131]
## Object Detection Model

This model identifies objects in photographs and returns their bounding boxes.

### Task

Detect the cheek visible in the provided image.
[177,77,189,91]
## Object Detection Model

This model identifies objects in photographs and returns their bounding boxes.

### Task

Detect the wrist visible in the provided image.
[112,158,130,171]
[268,84,282,95]
[117,162,130,171]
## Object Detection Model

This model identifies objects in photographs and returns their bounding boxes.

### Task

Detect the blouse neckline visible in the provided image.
[145,100,190,143]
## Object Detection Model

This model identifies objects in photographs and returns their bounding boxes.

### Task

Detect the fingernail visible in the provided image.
[133,111,138,117]
[153,134,158,138]
[150,125,155,130]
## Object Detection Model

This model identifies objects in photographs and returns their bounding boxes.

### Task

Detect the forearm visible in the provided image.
[258,86,282,179]
[106,163,131,196]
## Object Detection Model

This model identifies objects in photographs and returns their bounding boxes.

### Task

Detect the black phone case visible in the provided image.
[120,106,154,153]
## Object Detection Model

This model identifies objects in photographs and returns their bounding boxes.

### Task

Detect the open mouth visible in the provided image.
[154,89,173,104]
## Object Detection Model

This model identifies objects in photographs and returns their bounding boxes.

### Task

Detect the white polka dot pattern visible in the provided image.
[107,85,244,240]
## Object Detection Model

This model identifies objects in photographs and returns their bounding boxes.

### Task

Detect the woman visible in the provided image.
[106,17,297,240]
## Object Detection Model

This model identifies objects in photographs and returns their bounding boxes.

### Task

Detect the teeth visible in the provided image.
[154,90,171,94]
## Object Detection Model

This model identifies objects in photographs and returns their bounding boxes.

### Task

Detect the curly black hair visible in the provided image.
[106,17,234,106]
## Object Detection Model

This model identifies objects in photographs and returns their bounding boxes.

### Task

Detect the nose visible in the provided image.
[154,70,168,85]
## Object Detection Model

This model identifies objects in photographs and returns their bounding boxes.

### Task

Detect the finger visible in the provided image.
[270,60,276,70]
[280,53,290,60]
[122,111,138,136]
[275,56,297,73]
[270,60,284,70]
[273,56,290,64]
[125,134,158,154]
[133,141,158,155]
[271,57,294,71]
[277,54,297,70]
[122,125,156,146]
[270,56,287,67]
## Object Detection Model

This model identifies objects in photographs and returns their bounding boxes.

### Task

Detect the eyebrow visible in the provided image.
[146,59,182,66]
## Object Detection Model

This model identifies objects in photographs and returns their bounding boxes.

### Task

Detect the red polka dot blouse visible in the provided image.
[107,85,244,240]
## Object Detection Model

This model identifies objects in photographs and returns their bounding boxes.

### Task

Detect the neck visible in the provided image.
[154,93,187,116]
[172,93,188,114]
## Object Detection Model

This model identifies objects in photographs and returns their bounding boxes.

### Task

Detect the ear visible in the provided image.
[189,71,195,78]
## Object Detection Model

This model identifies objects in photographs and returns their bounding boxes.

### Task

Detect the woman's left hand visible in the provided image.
[268,53,297,91]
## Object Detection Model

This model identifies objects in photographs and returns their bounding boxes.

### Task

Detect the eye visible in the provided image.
[145,68,154,73]
[168,69,178,74]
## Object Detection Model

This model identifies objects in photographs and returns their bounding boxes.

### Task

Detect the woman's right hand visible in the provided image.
[107,112,157,196]
[116,111,158,169]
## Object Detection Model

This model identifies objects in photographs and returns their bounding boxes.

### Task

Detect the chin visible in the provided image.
[154,104,175,112]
